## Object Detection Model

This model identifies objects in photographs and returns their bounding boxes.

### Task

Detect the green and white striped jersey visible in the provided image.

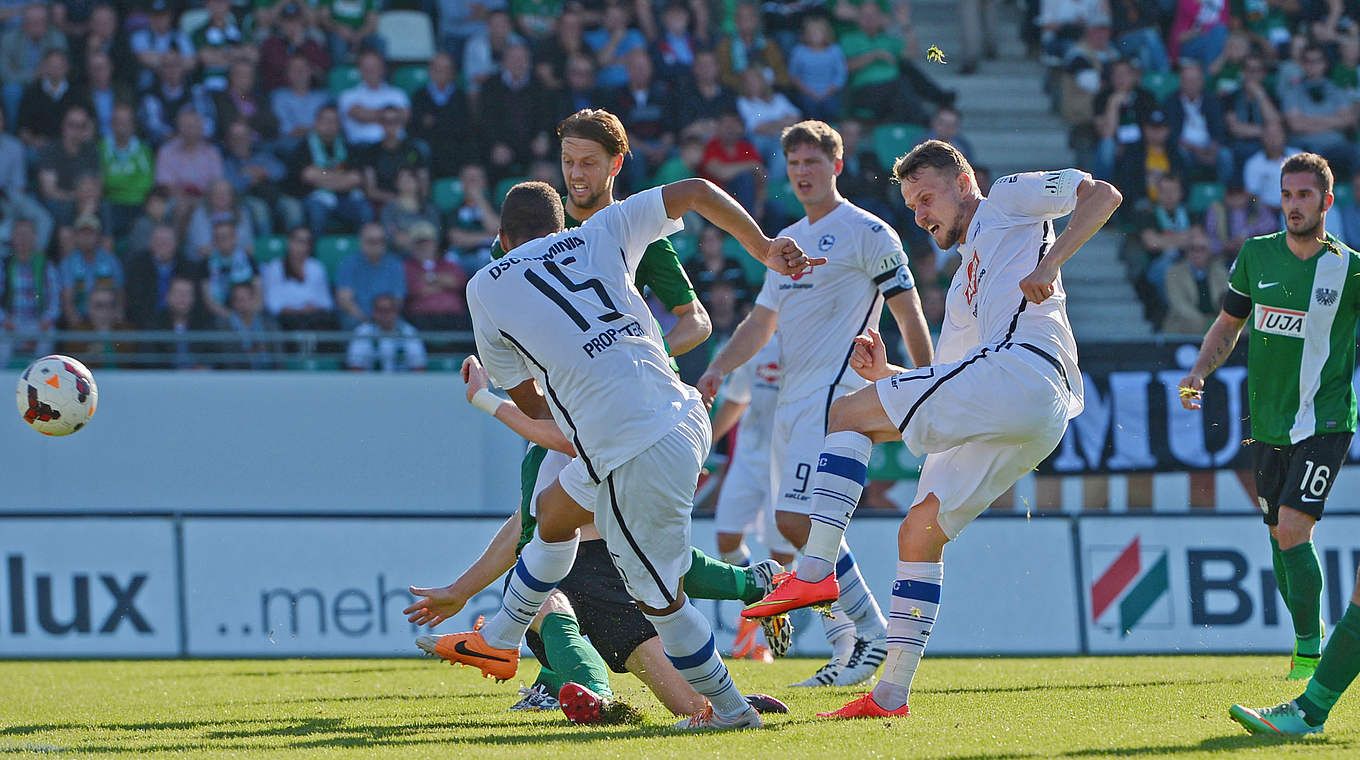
[1225,231,1360,445]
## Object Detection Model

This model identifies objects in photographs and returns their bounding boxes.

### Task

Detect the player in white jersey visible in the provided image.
[698,121,935,688]
[428,179,820,731]
[711,336,797,659]
[744,140,1123,719]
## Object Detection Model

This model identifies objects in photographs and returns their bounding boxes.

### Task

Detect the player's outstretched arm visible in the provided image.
[660,178,827,276]
[1019,177,1123,304]
[405,511,521,627]
[1178,311,1248,410]
[697,305,778,404]
[886,290,934,368]
[849,327,906,382]
[463,356,576,456]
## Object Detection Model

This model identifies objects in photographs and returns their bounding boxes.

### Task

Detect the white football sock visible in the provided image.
[835,539,887,638]
[872,560,943,710]
[822,601,857,661]
[798,431,872,581]
[646,603,750,719]
[478,532,579,649]
[719,543,751,567]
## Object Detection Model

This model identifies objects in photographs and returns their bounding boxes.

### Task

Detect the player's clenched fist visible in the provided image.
[1018,261,1059,304]
[462,355,489,402]
[849,327,895,382]
[1178,373,1204,411]
[762,235,827,276]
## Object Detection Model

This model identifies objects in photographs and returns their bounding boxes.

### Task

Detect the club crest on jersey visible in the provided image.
[818,234,835,252]
[963,251,981,306]
[1254,304,1306,337]
[1316,287,1339,306]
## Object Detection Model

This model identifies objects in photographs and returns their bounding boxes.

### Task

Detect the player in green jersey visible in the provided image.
[1180,152,1360,682]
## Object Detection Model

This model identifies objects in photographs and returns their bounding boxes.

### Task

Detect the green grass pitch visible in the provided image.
[0,656,1355,758]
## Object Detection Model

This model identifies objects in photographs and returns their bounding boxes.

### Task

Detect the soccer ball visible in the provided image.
[15,355,98,436]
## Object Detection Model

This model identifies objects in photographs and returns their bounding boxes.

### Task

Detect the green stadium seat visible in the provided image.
[315,235,358,280]
[287,356,344,371]
[1141,70,1180,102]
[493,176,529,209]
[377,10,436,62]
[254,235,287,263]
[1188,182,1225,214]
[872,123,927,169]
[391,65,430,95]
[1334,183,1354,208]
[432,177,464,212]
[328,66,361,95]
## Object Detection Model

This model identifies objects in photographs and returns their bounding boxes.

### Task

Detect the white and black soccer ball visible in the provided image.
[15,355,98,436]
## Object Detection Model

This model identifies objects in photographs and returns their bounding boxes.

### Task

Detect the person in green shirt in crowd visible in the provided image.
[318,0,381,62]
[99,103,155,238]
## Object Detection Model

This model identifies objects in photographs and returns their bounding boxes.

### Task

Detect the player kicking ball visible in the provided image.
[743,140,1122,718]
[427,179,819,730]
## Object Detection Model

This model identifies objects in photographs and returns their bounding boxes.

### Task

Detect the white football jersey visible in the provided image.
[755,200,915,408]
[468,187,700,478]
[722,335,780,459]
[941,169,1086,417]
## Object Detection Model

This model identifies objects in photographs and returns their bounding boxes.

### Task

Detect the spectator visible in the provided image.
[1206,30,1252,98]
[212,60,279,144]
[403,221,469,330]
[335,221,405,328]
[1204,180,1275,259]
[60,214,123,328]
[127,186,175,261]
[436,0,508,62]
[126,223,201,328]
[1036,0,1101,63]
[259,2,330,93]
[610,49,677,189]
[677,49,737,141]
[318,0,380,64]
[138,46,215,146]
[271,55,330,152]
[200,219,259,321]
[760,0,826,51]
[99,103,155,238]
[1161,225,1227,335]
[1109,0,1169,72]
[654,1,699,84]
[218,281,277,370]
[381,166,441,255]
[959,0,1000,74]
[840,1,947,124]
[586,2,648,90]
[0,106,53,250]
[717,2,790,92]
[261,226,337,330]
[82,50,127,139]
[1281,43,1359,177]
[512,0,562,41]
[736,67,800,178]
[129,0,193,92]
[788,16,846,123]
[928,106,976,163]
[700,110,765,215]
[1061,15,1119,101]
[685,224,750,304]
[222,118,287,233]
[1169,0,1230,69]
[346,292,427,371]
[553,52,600,121]
[72,4,127,74]
[1114,108,1189,210]
[155,108,226,217]
[534,8,587,90]
[444,163,499,270]
[410,52,477,179]
[1138,173,1193,297]
[1224,55,1282,168]
[361,107,429,207]
[1334,173,1360,249]
[192,0,252,90]
[16,48,81,152]
[650,132,706,185]
[479,43,551,180]
[36,104,97,229]
[0,218,60,365]
[61,284,129,369]
[69,173,114,248]
[285,104,372,236]
[1242,120,1301,214]
[0,5,67,125]
[186,179,255,262]
[462,9,525,93]
[835,117,893,220]
[337,48,410,146]
[146,275,210,370]
[1163,58,1233,183]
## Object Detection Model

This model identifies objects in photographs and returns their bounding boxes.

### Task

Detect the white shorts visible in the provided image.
[876,344,1073,539]
[559,402,710,609]
[713,444,794,554]
[771,390,845,515]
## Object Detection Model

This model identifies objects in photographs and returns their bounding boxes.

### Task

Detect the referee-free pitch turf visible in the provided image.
[0,656,1355,759]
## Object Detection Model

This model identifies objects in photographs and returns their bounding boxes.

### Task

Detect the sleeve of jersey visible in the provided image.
[635,238,698,310]
[722,359,755,405]
[1223,249,1252,319]
[754,270,780,313]
[467,282,532,389]
[862,224,915,298]
[989,169,1086,222]
[582,187,682,274]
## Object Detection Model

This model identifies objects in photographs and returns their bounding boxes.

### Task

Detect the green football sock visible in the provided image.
[1282,542,1324,655]
[682,547,751,602]
[1296,602,1360,727]
[538,612,612,697]
[1270,536,1291,609]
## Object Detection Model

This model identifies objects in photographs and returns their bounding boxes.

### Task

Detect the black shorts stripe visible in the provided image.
[606,472,677,607]
[897,347,992,433]
[1015,342,1070,393]
[499,329,600,482]
[824,295,882,433]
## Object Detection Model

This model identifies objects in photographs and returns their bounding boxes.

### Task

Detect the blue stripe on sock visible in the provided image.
[667,633,717,671]
[514,559,555,593]
[891,579,941,604]
[836,550,856,578]
[812,488,859,509]
[810,514,848,530]
[817,453,868,483]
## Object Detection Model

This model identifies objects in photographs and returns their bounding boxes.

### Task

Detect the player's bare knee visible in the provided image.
[541,589,574,618]
[716,532,743,554]
[899,494,947,561]
[828,387,896,441]
[1274,507,1315,550]
[775,510,810,548]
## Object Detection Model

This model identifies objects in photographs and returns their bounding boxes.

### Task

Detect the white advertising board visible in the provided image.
[0,518,179,656]
[1080,516,1360,654]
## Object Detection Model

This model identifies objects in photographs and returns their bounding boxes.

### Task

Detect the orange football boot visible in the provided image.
[415,615,519,681]
[741,572,839,618]
[817,693,911,719]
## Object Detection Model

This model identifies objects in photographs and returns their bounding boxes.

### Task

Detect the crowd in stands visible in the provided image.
[1048,0,1360,335]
